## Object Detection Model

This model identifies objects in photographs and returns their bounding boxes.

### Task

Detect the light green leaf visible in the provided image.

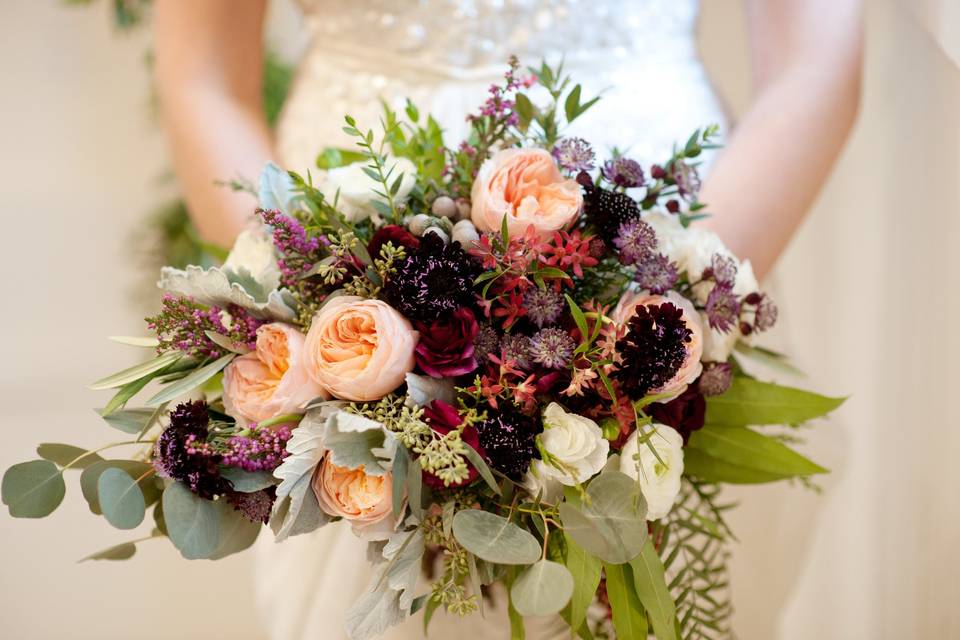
[79,541,138,562]
[508,580,526,640]
[391,446,409,519]
[564,84,583,123]
[705,377,844,426]
[219,467,277,493]
[2,460,65,518]
[682,448,787,484]
[209,502,261,559]
[460,443,501,495]
[89,351,182,390]
[80,460,153,515]
[558,472,647,564]
[451,510,542,565]
[563,533,602,632]
[687,425,827,481]
[98,467,146,530]
[565,294,589,339]
[204,330,251,355]
[108,336,160,348]
[162,481,221,559]
[99,408,156,434]
[325,411,389,474]
[630,540,677,640]
[604,562,648,640]
[36,443,104,469]
[734,343,805,377]
[146,354,234,406]
[510,560,574,616]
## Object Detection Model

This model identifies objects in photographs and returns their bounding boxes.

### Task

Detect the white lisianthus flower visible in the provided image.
[530,403,609,486]
[318,158,417,223]
[521,462,564,503]
[619,424,684,521]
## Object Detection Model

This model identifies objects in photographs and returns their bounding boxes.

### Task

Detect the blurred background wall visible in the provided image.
[0,0,956,638]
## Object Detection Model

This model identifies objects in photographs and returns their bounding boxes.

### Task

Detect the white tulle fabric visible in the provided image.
[260,1,726,638]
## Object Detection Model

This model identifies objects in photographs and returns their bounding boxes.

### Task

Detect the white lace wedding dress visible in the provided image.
[258,1,727,638]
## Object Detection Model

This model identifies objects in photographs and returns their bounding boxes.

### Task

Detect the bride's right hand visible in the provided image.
[154,0,274,249]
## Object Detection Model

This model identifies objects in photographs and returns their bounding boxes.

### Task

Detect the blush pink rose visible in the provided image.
[312,459,393,529]
[612,290,704,399]
[222,323,326,425]
[471,148,583,237]
[303,296,418,401]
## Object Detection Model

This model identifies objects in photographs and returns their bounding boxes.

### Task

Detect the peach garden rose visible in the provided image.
[470,147,582,237]
[312,458,393,530]
[222,323,324,425]
[303,296,418,402]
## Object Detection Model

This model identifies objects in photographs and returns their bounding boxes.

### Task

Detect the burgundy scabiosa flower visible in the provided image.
[552,137,596,173]
[634,252,679,294]
[529,328,576,369]
[367,224,420,261]
[415,307,480,378]
[647,386,706,444]
[613,302,694,399]
[153,401,228,500]
[474,405,541,480]
[602,156,645,189]
[705,284,741,333]
[523,287,565,328]
[578,171,642,240]
[421,400,484,490]
[383,232,479,322]
[613,219,657,266]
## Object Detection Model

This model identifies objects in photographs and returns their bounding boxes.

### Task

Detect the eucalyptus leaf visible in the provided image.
[563,533,602,632]
[687,425,827,481]
[451,510,541,565]
[146,354,234,406]
[604,562,649,639]
[98,467,147,530]
[2,460,65,518]
[80,460,153,515]
[705,377,844,427]
[219,467,277,493]
[99,408,156,434]
[36,443,104,469]
[89,351,182,390]
[558,472,647,564]
[510,560,574,616]
[162,481,221,559]
[209,502,261,560]
[630,540,678,640]
[79,541,138,562]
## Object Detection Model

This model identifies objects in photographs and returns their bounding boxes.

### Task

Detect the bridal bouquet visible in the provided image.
[4,59,842,640]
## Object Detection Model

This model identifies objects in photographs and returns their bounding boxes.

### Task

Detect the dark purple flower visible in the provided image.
[705,284,741,333]
[153,401,229,500]
[367,224,420,261]
[613,302,694,399]
[421,400,484,490]
[552,137,596,173]
[613,219,657,266]
[383,232,479,322]
[698,362,733,395]
[523,287,564,328]
[578,171,642,240]
[529,328,576,369]
[475,405,541,480]
[602,156,645,188]
[415,307,480,377]
[634,253,679,294]
[647,386,706,444]
[668,160,701,199]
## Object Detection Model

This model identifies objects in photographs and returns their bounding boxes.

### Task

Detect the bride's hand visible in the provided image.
[699,0,864,280]
[154,0,273,248]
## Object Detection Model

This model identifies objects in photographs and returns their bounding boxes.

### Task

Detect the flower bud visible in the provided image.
[451,220,479,246]
[431,195,458,218]
[408,213,433,236]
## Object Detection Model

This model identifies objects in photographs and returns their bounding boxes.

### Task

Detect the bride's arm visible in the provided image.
[699,0,864,279]
[154,0,273,248]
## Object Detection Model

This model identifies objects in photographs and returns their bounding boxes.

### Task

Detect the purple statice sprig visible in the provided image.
[186,423,292,474]
[258,208,321,287]
[147,294,261,359]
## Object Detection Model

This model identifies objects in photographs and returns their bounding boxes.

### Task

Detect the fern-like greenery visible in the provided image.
[654,479,736,640]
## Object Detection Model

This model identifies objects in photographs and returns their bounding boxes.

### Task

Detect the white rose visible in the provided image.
[642,210,686,264]
[533,403,610,486]
[223,227,282,293]
[318,158,417,223]
[619,424,684,521]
